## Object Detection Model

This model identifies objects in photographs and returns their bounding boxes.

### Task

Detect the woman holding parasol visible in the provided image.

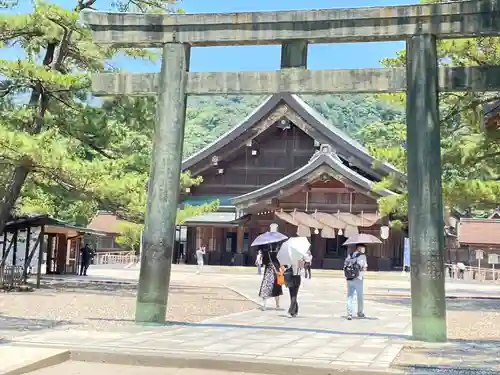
[251,231,287,310]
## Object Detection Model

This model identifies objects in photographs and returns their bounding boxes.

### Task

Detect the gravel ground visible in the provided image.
[0,281,257,340]
[389,298,500,371]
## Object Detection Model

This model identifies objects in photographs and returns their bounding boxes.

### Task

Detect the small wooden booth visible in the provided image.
[0,214,112,288]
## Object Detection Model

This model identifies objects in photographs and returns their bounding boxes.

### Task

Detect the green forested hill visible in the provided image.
[183,94,403,156]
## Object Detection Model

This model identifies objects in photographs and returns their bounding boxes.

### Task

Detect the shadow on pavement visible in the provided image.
[372,286,500,297]
[396,340,500,373]
[370,295,500,311]
[87,317,410,340]
[35,282,225,298]
[0,314,78,332]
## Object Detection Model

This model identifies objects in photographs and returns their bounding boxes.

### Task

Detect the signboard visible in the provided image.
[488,254,499,265]
[403,237,410,267]
[476,249,484,260]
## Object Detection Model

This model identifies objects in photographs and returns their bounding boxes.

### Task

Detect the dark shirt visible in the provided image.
[80,247,94,264]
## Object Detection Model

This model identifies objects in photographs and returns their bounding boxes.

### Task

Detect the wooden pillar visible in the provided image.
[406,34,446,342]
[22,226,31,283]
[136,43,190,324]
[236,226,245,254]
[2,231,6,260]
[12,230,18,267]
[11,230,18,285]
[56,234,66,274]
[36,226,45,288]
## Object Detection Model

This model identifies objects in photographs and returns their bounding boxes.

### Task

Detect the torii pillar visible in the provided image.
[135,43,190,323]
[406,34,447,342]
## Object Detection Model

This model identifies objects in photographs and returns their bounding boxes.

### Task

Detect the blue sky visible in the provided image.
[3,0,417,72]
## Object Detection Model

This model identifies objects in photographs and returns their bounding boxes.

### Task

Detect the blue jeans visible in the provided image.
[346,278,364,315]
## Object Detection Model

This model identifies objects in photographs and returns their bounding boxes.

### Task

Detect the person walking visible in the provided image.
[258,247,283,310]
[303,249,313,279]
[79,244,95,276]
[196,246,206,274]
[344,244,368,320]
[457,261,466,279]
[284,259,303,318]
[255,250,263,275]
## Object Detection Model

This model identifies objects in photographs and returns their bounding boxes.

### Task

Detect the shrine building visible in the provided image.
[179,94,405,270]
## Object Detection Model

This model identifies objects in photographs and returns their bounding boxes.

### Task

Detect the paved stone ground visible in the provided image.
[0,280,256,341]
[3,266,500,373]
[23,361,295,375]
[3,269,413,371]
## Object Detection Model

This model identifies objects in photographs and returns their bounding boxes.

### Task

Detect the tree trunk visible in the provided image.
[0,42,58,234]
[0,165,31,233]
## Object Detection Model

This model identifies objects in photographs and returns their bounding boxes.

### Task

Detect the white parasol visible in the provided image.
[343,233,382,246]
[277,237,310,266]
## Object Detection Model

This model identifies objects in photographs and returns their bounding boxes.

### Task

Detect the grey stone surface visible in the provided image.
[10,274,412,371]
[135,43,190,323]
[0,346,69,375]
[5,269,500,372]
[91,66,500,96]
[405,35,446,342]
[80,1,500,46]
[280,41,308,69]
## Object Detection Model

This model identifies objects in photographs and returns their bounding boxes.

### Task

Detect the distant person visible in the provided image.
[178,246,184,264]
[255,250,263,275]
[79,244,95,276]
[344,244,368,320]
[457,262,466,279]
[303,249,313,279]
[196,246,206,274]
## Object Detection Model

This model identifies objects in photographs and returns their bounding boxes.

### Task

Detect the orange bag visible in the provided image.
[276,266,285,286]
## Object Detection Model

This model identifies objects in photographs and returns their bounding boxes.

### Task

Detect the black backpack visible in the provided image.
[344,253,361,280]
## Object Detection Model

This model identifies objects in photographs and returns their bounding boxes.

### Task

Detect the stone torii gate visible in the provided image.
[82,0,500,342]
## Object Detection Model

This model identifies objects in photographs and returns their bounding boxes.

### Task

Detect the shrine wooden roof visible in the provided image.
[231,144,395,209]
[458,218,500,247]
[181,94,404,180]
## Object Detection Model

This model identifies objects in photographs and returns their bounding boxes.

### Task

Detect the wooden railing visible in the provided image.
[445,263,500,283]
[94,254,139,265]
[0,265,24,289]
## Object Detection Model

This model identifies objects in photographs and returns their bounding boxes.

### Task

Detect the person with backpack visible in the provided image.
[343,244,368,320]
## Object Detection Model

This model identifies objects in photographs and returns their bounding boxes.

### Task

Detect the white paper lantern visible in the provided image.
[380,226,390,239]
[270,223,279,232]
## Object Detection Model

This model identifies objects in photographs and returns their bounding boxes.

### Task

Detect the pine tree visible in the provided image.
[0,0,216,231]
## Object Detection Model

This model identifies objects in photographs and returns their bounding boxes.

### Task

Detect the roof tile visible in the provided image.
[458,219,500,246]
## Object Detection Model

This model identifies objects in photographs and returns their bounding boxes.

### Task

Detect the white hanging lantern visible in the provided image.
[380,226,390,240]
[338,228,343,236]
[314,228,319,235]
[448,216,457,228]
[270,223,279,232]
